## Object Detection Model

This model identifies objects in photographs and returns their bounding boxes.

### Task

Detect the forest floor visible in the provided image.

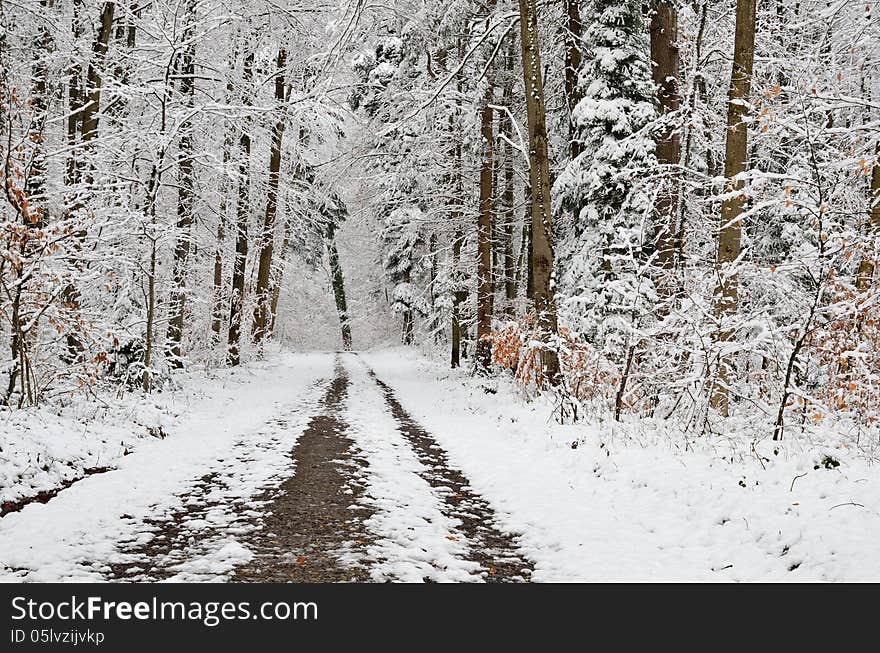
[1,349,880,582]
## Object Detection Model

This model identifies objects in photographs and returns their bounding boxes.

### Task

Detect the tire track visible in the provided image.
[231,359,374,582]
[359,360,533,583]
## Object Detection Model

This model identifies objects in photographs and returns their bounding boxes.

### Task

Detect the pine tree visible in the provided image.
[554,0,658,357]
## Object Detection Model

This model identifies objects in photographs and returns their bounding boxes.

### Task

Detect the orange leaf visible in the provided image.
[295,556,306,565]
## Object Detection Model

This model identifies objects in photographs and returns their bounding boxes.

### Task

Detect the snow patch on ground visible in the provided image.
[343,357,480,582]
[361,348,880,582]
[0,351,332,582]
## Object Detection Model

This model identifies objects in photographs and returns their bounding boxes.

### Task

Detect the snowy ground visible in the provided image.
[0,352,332,581]
[1,348,879,582]
[362,349,880,582]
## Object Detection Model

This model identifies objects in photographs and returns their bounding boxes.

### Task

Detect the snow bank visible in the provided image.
[361,348,880,582]
[0,351,332,582]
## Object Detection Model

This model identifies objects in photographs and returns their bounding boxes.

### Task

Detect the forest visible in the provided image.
[1,0,879,583]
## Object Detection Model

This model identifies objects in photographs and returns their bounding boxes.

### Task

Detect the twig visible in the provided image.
[828,501,864,510]
[790,472,808,492]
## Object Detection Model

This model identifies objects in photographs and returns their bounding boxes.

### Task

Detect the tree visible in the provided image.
[165,0,198,367]
[711,0,757,415]
[227,47,254,367]
[518,0,561,384]
[554,0,657,357]
[252,48,289,346]
[650,0,681,281]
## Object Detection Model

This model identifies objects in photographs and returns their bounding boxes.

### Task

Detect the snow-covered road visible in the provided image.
[2,349,880,582]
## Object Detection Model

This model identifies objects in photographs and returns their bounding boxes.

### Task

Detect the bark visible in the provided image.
[211,134,230,341]
[475,73,496,372]
[327,230,352,350]
[165,2,197,367]
[678,0,710,263]
[227,49,254,366]
[450,36,466,369]
[502,132,516,315]
[564,0,583,160]
[501,38,517,316]
[451,236,464,369]
[268,214,292,337]
[140,54,175,392]
[650,0,681,279]
[79,2,115,147]
[856,142,880,290]
[26,0,55,223]
[211,58,237,342]
[711,0,757,416]
[518,0,561,385]
[252,48,288,345]
[65,0,84,191]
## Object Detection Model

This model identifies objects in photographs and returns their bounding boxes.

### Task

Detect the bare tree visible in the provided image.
[518,0,560,384]
[252,48,289,345]
[711,0,757,415]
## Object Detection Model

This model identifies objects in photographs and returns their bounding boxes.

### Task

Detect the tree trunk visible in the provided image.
[65,0,84,191]
[80,2,115,148]
[268,214,292,337]
[211,57,236,343]
[61,1,114,359]
[252,48,287,346]
[650,0,681,282]
[211,133,231,342]
[518,0,561,385]
[476,73,496,372]
[450,36,466,368]
[227,49,254,366]
[327,229,353,350]
[165,3,197,367]
[402,309,414,346]
[500,38,517,316]
[856,142,880,290]
[502,135,516,315]
[564,0,583,160]
[711,0,757,416]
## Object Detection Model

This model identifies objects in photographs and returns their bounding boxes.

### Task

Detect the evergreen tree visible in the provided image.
[554,0,658,356]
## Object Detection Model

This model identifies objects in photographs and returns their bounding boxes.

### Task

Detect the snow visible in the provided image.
[343,357,480,582]
[3,348,880,582]
[0,351,332,582]
[360,348,880,582]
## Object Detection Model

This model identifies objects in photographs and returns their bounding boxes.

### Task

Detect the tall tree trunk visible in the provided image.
[79,2,115,148]
[211,136,230,342]
[61,1,114,359]
[227,49,254,366]
[450,36,466,368]
[678,0,710,265]
[518,0,561,385]
[711,0,757,416]
[501,38,517,316]
[475,72,496,371]
[650,0,681,283]
[165,2,197,367]
[856,142,880,290]
[211,59,237,343]
[564,0,583,160]
[327,228,353,350]
[27,0,55,221]
[268,214,292,337]
[502,133,516,315]
[65,0,84,192]
[252,48,287,346]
